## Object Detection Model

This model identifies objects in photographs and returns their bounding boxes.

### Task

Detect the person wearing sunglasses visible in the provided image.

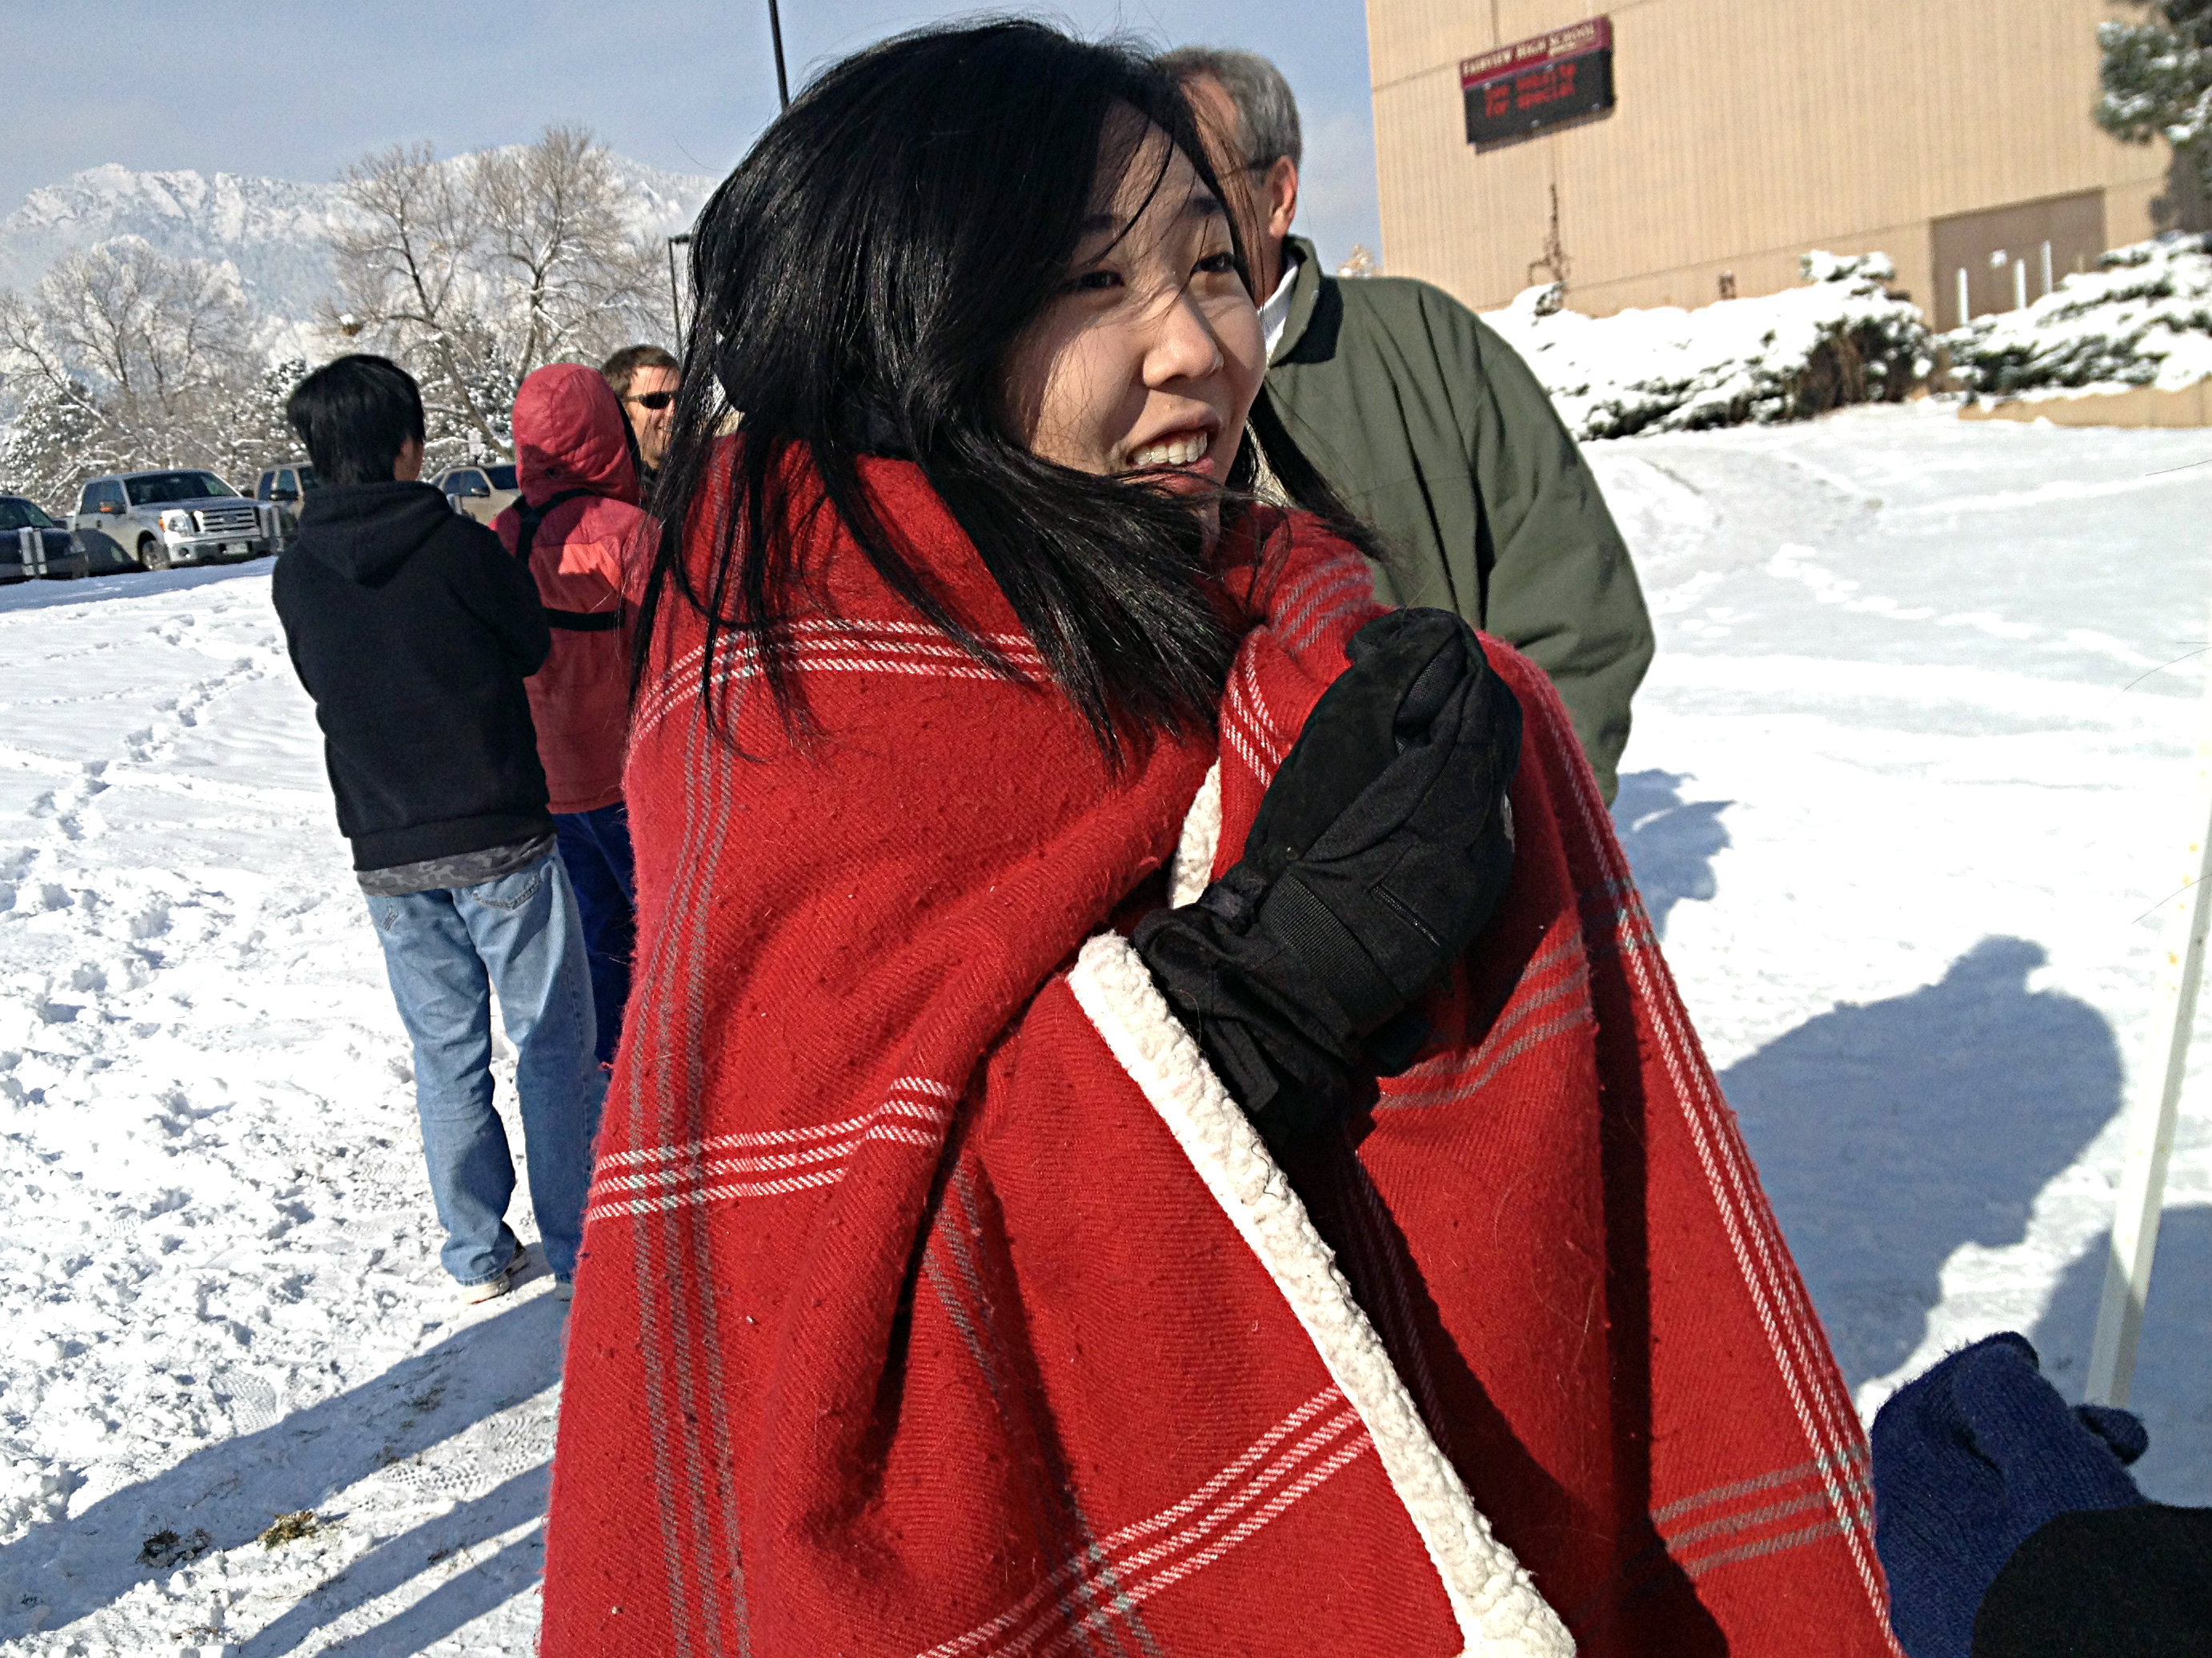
[599,342,680,500]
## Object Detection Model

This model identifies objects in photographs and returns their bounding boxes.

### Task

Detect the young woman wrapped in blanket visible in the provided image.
[543,23,1898,1658]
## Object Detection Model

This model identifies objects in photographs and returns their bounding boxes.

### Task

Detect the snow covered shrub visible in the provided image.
[2097,0,2212,204]
[0,379,118,511]
[1941,232,2212,397]
[1485,251,1931,441]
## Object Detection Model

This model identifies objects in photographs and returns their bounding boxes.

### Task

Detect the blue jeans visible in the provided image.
[554,803,637,1069]
[365,853,607,1285]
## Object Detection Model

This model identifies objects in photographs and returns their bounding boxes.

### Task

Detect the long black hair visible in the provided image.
[640,19,1372,758]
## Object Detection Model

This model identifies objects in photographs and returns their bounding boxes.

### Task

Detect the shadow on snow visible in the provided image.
[1611,768,1732,939]
[1720,936,2122,1392]
[0,1292,563,1652]
[2030,1204,2212,1504]
[0,559,270,618]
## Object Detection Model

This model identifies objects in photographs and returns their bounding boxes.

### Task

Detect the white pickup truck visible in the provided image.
[70,470,276,571]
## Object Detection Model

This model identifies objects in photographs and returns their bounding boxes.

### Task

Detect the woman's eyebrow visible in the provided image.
[1079,189,1221,236]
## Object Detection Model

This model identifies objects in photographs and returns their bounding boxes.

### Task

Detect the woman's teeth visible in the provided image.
[1128,433,1208,468]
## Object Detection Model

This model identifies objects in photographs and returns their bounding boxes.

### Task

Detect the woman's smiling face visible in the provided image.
[1002,110,1265,537]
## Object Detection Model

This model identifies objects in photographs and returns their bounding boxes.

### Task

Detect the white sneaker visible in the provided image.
[459,1247,527,1305]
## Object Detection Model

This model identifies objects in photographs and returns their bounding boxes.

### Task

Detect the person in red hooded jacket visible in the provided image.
[495,363,648,1068]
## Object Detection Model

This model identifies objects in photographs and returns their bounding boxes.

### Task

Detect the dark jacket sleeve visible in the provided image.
[1973,1504,2212,1656]
[1446,302,1653,805]
[452,517,551,678]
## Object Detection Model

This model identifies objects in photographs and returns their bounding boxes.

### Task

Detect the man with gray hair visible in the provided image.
[1160,47,1653,803]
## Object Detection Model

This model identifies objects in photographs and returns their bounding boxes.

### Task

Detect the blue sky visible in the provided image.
[0,0,1383,267]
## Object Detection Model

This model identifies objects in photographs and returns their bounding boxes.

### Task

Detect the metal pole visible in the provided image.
[767,0,791,109]
[667,234,691,341]
[2086,599,2212,1404]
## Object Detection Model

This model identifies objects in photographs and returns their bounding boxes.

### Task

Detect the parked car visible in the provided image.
[252,463,319,547]
[70,471,273,571]
[0,495,88,581]
[432,463,519,527]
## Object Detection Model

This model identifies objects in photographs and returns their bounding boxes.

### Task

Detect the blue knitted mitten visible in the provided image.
[1871,1332,2148,1658]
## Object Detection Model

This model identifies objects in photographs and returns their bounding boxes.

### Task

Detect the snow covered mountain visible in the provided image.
[0,155,717,325]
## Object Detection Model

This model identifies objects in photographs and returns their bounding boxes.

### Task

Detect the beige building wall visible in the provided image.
[1366,0,2186,318]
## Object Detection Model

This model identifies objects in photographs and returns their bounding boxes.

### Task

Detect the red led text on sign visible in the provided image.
[1461,16,1615,145]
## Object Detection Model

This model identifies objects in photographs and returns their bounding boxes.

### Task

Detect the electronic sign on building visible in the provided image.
[1461,18,1615,146]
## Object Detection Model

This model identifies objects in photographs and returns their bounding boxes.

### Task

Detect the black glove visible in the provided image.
[1134,609,1521,1144]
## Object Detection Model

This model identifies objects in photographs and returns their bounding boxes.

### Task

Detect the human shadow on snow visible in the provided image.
[1611,769,1732,939]
[1720,936,2123,1392]
[2030,1205,2212,1505]
[0,1292,563,1649]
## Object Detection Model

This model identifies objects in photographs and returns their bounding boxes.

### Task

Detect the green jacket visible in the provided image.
[1264,238,1653,803]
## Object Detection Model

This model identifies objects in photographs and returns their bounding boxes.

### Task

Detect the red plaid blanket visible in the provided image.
[543,454,1900,1656]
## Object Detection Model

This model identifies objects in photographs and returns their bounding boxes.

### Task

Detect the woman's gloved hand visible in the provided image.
[1133,608,1521,1145]
[1871,1332,2148,1658]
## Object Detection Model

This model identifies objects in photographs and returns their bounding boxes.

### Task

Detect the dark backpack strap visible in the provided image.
[510,487,596,566]
[510,487,620,633]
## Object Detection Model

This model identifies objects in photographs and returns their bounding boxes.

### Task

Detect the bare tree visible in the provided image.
[326,142,507,456]
[327,126,663,463]
[0,236,256,501]
[475,126,659,374]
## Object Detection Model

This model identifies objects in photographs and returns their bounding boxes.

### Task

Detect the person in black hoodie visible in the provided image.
[272,354,603,1306]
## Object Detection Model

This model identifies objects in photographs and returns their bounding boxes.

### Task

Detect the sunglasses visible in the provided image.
[627,391,675,411]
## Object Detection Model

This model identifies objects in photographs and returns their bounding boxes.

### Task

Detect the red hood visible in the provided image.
[513,362,639,507]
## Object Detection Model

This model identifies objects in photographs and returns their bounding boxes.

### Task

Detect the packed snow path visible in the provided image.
[0,404,2206,1654]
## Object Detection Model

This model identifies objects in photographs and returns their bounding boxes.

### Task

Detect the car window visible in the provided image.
[486,465,518,491]
[84,481,124,513]
[125,473,194,505]
[0,498,58,531]
[298,465,319,491]
[447,470,490,496]
[124,471,237,505]
[278,470,298,495]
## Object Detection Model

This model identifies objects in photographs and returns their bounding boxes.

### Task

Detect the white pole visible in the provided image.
[2042,239,2054,299]
[2086,601,2212,1404]
[1957,266,1971,328]
[2014,258,2029,311]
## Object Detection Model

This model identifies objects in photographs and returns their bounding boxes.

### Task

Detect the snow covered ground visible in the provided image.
[0,567,556,1655]
[0,402,2206,1653]
[1589,403,2212,1501]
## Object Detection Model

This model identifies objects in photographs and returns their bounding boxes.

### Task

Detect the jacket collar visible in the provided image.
[1268,236,1326,366]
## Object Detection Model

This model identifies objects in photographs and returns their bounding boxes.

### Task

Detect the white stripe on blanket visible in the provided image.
[586,1082,955,1221]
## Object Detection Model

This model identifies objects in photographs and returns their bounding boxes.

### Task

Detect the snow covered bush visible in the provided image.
[1485,252,1931,441]
[2097,0,2212,202]
[1942,232,2212,397]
